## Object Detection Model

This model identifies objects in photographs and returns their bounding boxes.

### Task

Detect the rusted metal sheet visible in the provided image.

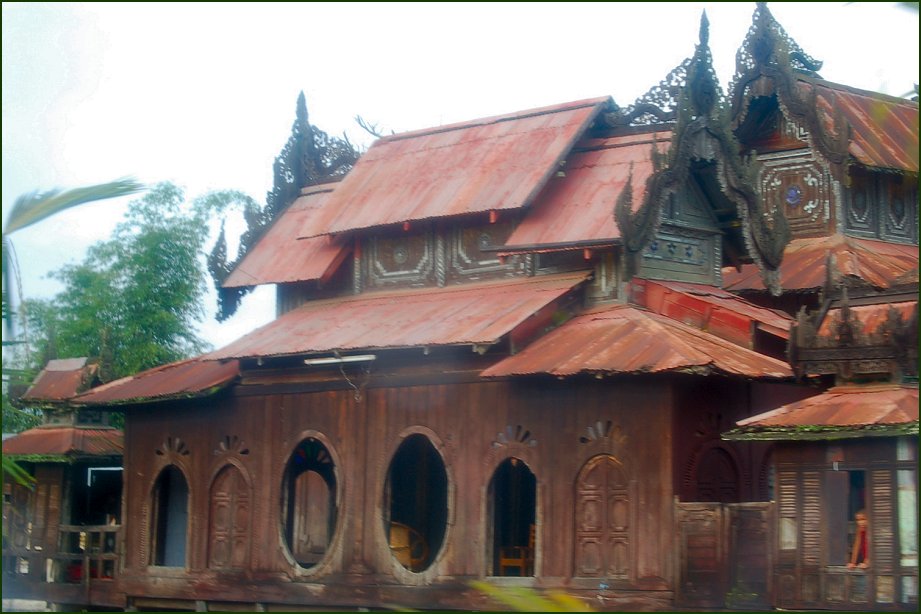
[723,235,919,292]
[631,278,792,345]
[817,301,917,336]
[21,358,97,403]
[224,183,349,288]
[500,131,670,252]
[728,384,918,439]
[2,426,123,457]
[298,97,613,238]
[481,304,792,379]
[74,358,240,406]
[810,79,919,173]
[208,272,588,360]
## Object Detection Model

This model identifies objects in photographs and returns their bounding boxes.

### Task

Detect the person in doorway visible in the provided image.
[847,509,870,569]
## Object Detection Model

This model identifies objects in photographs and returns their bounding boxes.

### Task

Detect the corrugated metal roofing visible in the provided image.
[725,384,919,440]
[817,301,917,337]
[224,183,349,288]
[500,132,670,252]
[631,278,792,345]
[74,358,240,406]
[208,272,588,360]
[481,304,792,379]
[21,357,97,403]
[723,235,919,292]
[2,426,123,458]
[297,97,612,238]
[808,78,919,173]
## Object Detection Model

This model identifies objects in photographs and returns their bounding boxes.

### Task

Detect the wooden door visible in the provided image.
[574,455,630,580]
[208,465,250,569]
[292,469,331,565]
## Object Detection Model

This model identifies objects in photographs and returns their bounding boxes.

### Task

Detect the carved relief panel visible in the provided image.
[757,149,838,237]
[361,222,528,292]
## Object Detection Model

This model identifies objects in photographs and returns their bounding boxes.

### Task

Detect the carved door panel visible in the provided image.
[575,455,630,580]
[292,470,331,565]
[208,466,250,569]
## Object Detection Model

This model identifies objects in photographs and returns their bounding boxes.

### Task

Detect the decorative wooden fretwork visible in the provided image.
[292,437,333,467]
[214,435,250,457]
[155,436,190,458]
[730,3,849,171]
[578,420,628,448]
[790,287,919,382]
[614,13,789,295]
[492,424,537,449]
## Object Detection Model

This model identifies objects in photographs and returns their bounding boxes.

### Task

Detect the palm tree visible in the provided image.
[2,178,143,485]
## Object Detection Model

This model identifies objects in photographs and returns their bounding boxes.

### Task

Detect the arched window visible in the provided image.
[150,465,189,567]
[489,457,536,576]
[282,438,337,568]
[384,434,447,572]
[574,455,630,579]
[208,464,250,569]
[696,446,740,503]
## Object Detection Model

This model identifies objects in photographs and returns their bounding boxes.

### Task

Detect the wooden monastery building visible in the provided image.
[3,4,917,611]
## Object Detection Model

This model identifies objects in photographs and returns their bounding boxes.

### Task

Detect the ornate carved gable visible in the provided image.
[209,93,360,320]
[614,13,790,295]
[730,3,849,167]
[790,281,919,384]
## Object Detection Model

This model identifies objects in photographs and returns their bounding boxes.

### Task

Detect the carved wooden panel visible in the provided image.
[365,231,435,289]
[575,455,630,580]
[208,465,251,570]
[881,176,917,243]
[639,226,719,286]
[758,149,836,237]
[845,171,917,243]
[447,222,526,283]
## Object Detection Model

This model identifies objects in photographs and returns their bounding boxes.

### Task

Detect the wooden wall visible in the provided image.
[119,363,681,608]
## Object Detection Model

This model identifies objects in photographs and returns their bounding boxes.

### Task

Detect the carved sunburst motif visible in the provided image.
[492,424,537,448]
[579,420,627,446]
[214,435,249,456]
[155,436,190,457]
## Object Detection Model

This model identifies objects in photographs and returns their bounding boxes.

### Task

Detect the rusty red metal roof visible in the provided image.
[723,235,919,292]
[500,131,670,252]
[297,97,612,238]
[481,303,792,379]
[725,384,919,440]
[630,278,792,347]
[208,272,588,360]
[809,78,919,173]
[3,426,123,458]
[21,357,98,403]
[73,358,240,406]
[224,183,349,288]
[817,301,917,337]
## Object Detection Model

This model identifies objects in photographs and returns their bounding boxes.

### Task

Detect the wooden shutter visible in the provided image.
[825,471,849,565]
[208,465,251,570]
[801,472,821,567]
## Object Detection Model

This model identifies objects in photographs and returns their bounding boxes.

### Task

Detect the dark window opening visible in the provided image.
[384,434,447,572]
[151,466,189,567]
[826,468,867,566]
[489,458,536,576]
[70,465,122,526]
[282,438,337,568]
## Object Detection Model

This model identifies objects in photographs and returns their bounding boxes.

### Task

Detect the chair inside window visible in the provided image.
[498,523,535,576]
[389,521,428,572]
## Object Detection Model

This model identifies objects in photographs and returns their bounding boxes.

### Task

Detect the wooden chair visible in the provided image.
[498,524,535,576]
[389,521,428,572]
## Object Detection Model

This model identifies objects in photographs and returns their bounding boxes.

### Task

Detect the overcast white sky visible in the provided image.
[2,2,918,350]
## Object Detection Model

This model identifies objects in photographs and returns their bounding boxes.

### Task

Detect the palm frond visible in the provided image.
[3,178,144,236]
[2,455,36,488]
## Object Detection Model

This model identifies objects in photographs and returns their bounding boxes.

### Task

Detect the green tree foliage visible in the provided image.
[23,183,211,381]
